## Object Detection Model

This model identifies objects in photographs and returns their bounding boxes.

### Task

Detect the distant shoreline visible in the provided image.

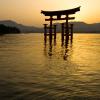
[0,20,100,33]
[0,33,100,35]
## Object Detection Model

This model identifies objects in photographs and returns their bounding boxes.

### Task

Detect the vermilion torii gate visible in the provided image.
[41,6,80,44]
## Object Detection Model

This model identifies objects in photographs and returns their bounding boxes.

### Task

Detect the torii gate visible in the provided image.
[41,6,80,44]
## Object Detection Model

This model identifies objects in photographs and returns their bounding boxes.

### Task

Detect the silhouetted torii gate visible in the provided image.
[41,6,80,44]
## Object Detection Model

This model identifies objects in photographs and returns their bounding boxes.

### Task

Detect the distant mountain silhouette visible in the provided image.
[0,24,20,34]
[0,20,100,33]
[54,22,100,33]
[70,22,100,33]
[0,20,43,33]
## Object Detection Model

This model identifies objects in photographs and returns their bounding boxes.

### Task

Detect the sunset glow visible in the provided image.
[0,0,100,27]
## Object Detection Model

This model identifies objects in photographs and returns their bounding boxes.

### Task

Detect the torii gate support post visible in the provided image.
[61,23,64,45]
[49,16,53,45]
[65,15,69,41]
[44,24,47,43]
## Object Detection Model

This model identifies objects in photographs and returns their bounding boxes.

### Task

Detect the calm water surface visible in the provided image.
[0,33,100,100]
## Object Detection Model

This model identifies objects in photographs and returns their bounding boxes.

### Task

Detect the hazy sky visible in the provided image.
[0,0,100,27]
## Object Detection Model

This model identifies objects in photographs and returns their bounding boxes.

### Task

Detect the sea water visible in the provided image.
[0,33,100,100]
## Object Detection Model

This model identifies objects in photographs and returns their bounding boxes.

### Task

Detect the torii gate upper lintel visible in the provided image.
[41,6,80,16]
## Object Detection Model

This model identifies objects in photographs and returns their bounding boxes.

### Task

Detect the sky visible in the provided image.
[0,0,100,27]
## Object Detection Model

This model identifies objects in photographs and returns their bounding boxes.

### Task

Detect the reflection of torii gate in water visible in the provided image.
[41,6,80,44]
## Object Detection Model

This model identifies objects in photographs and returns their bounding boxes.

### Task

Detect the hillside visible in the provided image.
[0,20,100,33]
[54,22,100,33]
[0,24,20,34]
[0,20,43,33]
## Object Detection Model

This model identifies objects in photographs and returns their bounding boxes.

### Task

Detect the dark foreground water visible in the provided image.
[0,33,100,100]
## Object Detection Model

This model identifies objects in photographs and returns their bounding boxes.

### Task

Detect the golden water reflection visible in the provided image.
[44,37,73,61]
